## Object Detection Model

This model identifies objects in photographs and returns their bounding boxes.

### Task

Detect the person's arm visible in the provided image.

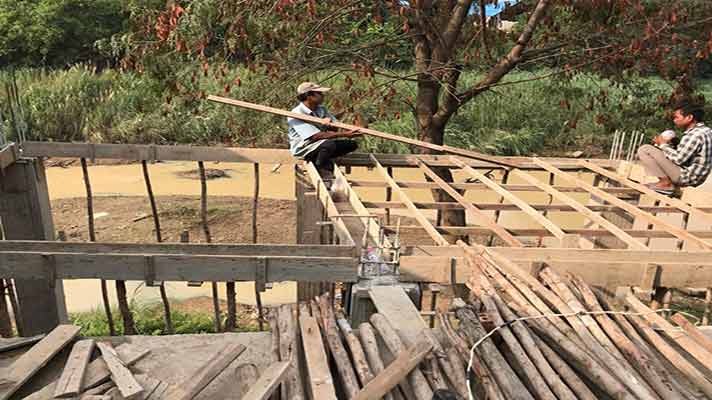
[660,133,702,166]
[310,129,361,140]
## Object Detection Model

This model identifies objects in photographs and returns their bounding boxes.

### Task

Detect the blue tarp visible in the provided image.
[482,0,519,17]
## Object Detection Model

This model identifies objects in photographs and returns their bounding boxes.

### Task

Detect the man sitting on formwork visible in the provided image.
[287,82,362,188]
[637,102,712,195]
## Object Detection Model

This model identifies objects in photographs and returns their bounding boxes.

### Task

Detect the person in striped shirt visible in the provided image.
[637,103,712,195]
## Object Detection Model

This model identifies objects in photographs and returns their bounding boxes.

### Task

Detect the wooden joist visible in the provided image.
[534,158,712,249]
[0,325,81,400]
[417,159,523,247]
[513,169,648,250]
[54,339,96,398]
[451,157,565,240]
[0,251,357,283]
[96,342,144,400]
[349,179,639,195]
[162,343,246,400]
[372,155,449,246]
[303,163,355,245]
[385,225,712,239]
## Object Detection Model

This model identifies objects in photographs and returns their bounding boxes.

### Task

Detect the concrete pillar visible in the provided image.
[0,158,67,335]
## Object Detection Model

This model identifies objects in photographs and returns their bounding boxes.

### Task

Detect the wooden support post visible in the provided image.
[296,164,327,302]
[488,169,509,246]
[0,158,67,335]
[386,166,393,225]
[198,161,222,333]
[141,160,173,334]
[0,279,12,337]
[183,231,203,287]
[704,288,712,325]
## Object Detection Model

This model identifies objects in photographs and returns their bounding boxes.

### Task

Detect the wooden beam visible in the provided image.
[300,315,338,400]
[349,179,639,195]
[96,342,143,400]
[163,343,247,400]
[207,95,519,168]
[0,143,18,170]
[304,163,355,245]
[581,160,712,226]
[0,325,81,400]
[513,169,648,250]
[0,241,355,258]
[54,339,96,398]
[417,159,523,247]
[534,158,712,250]
[451,157,566,240]
[0,252,358,282]
[333,166,390,248]
[371,155,449,246]
[241,362,290,400]
[385,225,712,239]
[352,337,433,400]
[364,200,707,214]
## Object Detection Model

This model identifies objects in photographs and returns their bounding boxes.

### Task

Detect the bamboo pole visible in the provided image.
[81,158,116,336]
[569,277,681,399]
[141,160,173,334]
[253,163,264,331]
[198,161,222,333]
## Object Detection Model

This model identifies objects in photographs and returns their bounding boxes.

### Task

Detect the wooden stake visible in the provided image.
[704,288,712,325]
[81,158,115,336]
[0,279,12,337]
[4,279,21,337]
[141,160,173,334]
[198,161,222,333]
[253,163,264,331]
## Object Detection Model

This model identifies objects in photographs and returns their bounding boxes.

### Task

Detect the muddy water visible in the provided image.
[45,161,649,312]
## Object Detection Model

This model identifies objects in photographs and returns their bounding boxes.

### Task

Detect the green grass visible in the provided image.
[0,65,702,157]
[69,300,258,336]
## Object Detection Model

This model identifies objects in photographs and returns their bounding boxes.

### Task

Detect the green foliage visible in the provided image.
[69,300,257,336]
[0,0,128,67]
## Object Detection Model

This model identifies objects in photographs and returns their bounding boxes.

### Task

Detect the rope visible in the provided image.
[464,307,699,400]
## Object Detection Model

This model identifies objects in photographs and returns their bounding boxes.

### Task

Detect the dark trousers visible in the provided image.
[304,139,358,179]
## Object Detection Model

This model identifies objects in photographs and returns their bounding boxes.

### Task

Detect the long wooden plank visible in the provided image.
[0,143,18,170]
[386,225,712,239]
[0,241,355,258]
[23,345,150,400]
[671,313,712,356]
[333,165,390,248]
[349,179,639,195]
[299,315,338,400]
[451,157,565,239]
[513,169,648,250]
[303,162,355,245]
[368,286,429,348]
[534,158,712,249]
[0,252,357,283]
[241,362,290,400]
[0,334,44,353]
[207,95,519,168]
[417,159,523,247]
[364,200,706,213]
[54,339,96,398]
[96,342,144,400]
[582,160,712,225]
[162,343,246,400]
[0,325,80,400]
[371,155,449,246]
[352,337,433,400]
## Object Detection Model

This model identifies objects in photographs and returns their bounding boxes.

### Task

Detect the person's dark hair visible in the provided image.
[297,91,319,102]
[676,102,705,122]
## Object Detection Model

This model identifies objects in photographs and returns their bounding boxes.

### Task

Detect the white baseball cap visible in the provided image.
[661,129,676,139]
[297,82,331,95]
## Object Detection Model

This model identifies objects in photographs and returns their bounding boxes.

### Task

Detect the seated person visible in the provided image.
[287,82,361,187]
[637,103,712,195]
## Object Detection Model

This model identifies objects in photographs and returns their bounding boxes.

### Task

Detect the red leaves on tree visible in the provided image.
[156,4,185,42]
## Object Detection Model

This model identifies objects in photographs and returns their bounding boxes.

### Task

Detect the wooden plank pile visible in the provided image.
[456,243,712,399]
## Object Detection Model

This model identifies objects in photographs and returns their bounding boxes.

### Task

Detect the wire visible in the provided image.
[464,307,698,400]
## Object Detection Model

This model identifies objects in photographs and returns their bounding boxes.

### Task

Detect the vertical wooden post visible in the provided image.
[0,279,13,337]
[253,163,264,331]
[141,161,173,334]
[385,166,393,225]
[296,164,326,302]
[487,170,509,246]
[703,288,712,325]
[198,161,223,333]
[0,158,67,335]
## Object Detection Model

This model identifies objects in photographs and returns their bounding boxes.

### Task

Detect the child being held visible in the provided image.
[653,129,679,148]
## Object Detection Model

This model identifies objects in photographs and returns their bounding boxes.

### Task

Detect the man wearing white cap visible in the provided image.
[288,82,361,186]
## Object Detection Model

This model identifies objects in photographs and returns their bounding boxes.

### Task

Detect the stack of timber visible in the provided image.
[454,243,712,399]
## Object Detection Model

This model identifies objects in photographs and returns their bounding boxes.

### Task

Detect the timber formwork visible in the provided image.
[1,141,712,336]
